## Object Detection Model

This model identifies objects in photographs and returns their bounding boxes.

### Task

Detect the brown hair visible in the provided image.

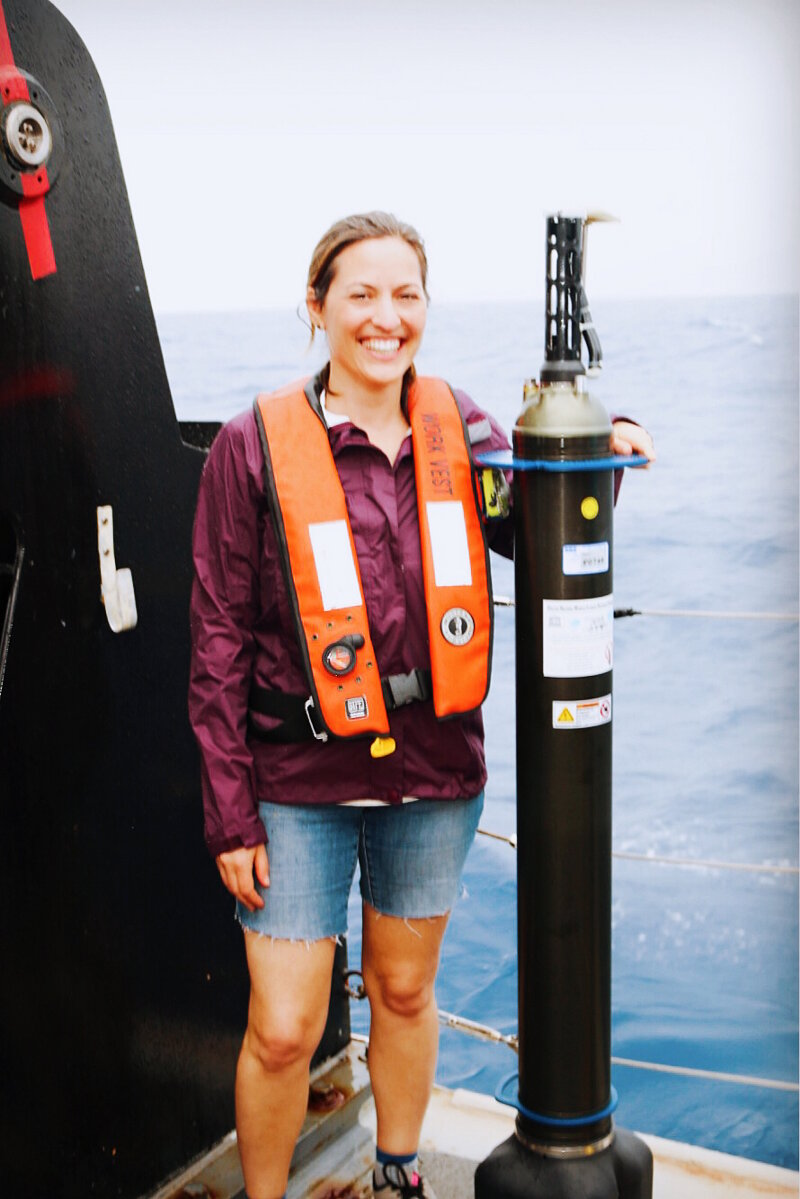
[306,211,429,341]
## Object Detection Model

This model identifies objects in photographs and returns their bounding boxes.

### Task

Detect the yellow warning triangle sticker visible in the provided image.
[557,707,575,723]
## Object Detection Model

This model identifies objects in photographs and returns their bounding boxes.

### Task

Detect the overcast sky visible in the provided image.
[52,0,799,313]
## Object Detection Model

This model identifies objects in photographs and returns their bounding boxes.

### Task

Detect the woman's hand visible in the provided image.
[611,420,656,467]
[216,844,270,912]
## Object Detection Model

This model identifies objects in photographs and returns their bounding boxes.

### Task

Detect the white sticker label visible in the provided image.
[543,594,613,678]
[553,694,612,729]
[308,520,363,612]
[562,542,609,576]
[426,501,472,587]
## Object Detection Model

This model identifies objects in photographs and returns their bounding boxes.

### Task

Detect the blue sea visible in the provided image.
[158,294,799,1171]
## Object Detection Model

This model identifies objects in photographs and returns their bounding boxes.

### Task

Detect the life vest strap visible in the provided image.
[248,670,433,744]
[247,686,326,743]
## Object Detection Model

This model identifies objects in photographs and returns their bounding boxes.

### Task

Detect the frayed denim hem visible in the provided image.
[366,905,451,937]
[235,911,345,948]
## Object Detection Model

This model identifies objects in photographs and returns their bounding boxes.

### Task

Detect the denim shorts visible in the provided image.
[236,792,484,941]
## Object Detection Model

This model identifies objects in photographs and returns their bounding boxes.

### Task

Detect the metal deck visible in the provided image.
[151,1043,799,1199]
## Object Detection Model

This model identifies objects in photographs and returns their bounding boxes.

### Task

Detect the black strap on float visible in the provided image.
[248,668,433,743]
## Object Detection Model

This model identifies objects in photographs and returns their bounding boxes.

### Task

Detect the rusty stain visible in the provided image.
[308,1082,348,1113]
[312,1185,370,1199]
[662,1156,796,1196]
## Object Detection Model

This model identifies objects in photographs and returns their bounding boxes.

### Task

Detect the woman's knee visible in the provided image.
[241,930,337,1072]
[364,964,435,1019]
[244,1009,322,1073]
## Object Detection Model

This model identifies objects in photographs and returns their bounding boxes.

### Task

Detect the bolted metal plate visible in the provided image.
[0,70,62,195]
[3,99,51,165]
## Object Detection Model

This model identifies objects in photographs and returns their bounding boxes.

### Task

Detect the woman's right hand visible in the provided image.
[216,843,270,912]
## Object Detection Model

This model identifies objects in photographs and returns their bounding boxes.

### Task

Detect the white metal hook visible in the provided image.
[96,505,137,633]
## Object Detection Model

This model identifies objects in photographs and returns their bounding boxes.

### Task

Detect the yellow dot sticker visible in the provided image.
[581,496,599,520]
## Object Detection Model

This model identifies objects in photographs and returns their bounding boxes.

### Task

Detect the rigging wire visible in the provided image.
[615,607,798,622]
[438,1008,519,1053]
[609,1057,798,1093]
[477,828,798,877]
[493,596,798,622]
[346,995,799,1093]
[434,1011,798,1094]
[611,850,798,876]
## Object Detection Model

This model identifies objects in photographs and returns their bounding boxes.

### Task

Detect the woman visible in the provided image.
[189,212,653,1199]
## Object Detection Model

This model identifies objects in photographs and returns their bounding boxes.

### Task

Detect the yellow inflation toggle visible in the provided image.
[370,735,397,759]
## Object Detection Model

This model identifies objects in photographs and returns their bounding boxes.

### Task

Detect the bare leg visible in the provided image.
[361,903,449,1154]
[236,932,337,1199]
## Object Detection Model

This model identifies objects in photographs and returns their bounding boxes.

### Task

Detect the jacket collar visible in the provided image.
[304,367,415,464]
[306,365,414,421]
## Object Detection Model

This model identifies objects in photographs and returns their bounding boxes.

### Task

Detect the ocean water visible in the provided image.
[158,294,799,1170]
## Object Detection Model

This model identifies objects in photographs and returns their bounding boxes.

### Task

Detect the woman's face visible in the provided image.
[308,236,427,395]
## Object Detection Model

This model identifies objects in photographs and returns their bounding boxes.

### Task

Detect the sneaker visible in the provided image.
[373,1162,437,1199]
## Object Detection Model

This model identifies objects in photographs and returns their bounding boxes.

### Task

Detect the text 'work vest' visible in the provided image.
[253,377,493,740]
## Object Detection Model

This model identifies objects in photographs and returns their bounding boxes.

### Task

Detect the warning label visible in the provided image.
[552,694,612,730]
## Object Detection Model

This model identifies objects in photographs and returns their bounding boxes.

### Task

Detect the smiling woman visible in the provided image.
[188,210,512,1199]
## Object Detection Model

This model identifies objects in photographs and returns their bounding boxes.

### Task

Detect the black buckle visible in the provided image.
[382,668,432,711]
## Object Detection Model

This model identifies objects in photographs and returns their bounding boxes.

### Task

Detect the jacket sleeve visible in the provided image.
[188,418,268,858]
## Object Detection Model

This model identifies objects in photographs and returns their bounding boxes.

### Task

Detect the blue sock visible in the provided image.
[374,1147,419,1188]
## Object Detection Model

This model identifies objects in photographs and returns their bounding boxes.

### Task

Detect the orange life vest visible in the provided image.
[253,377,493,740]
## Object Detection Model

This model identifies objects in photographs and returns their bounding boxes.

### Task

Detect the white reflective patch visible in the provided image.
[426,501,472,587]
[308,521,363,611]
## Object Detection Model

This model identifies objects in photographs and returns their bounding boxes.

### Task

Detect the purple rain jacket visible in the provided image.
[189,375,513,858]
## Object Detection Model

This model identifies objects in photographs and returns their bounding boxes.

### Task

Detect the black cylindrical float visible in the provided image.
[475,216,652,1197]
[514,375,614,1149]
